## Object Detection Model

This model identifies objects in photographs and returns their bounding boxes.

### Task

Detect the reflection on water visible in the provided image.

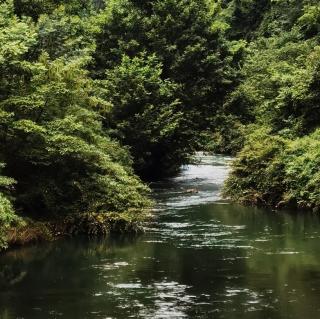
[1,154,320,318]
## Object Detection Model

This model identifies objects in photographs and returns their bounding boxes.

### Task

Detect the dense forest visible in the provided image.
[1,0,320,250]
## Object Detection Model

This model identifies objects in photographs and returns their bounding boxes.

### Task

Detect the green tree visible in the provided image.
[92,0,233,175]
[223,0,320,211]
[100,54,183,177]
[0,1,150,221]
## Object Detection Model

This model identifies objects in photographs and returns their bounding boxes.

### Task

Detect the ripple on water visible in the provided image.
[106,281,196,319]
[3,154,320,319]
[152,154,233,209]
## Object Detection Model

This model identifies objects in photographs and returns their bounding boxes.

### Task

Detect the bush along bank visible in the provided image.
[224,128,320,212]
[214,0,320,211]
[2,211,150,251]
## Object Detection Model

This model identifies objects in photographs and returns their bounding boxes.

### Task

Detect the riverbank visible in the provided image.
[224,129,320,213]
[2,211,149,252]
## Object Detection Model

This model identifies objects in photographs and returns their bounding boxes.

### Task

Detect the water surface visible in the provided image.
[1,154,320,319]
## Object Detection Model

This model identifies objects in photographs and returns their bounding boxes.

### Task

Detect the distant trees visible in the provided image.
[93,0,233,176]
[100,54,183,177]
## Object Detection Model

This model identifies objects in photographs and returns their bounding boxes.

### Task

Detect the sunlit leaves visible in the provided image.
[0,1,151,226]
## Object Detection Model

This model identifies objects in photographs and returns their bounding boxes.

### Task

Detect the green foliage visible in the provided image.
[222,0,320,212]
[225,128,320,211]
[224,127,287,206]
[92,0,234,175]
[13,0,62,20]
[1,54,151,216]
[63,211,145,236]
[256,0,303,36]
[13,0,99,20]
[221,0,270,39]
[0,164,20,250]
[281,129,320,211]
[35,6,98,60]
[203,113,245,155]
[100,54,183,177]
[298,4,320,37]
[231,32,320,135]
[0,193,17,249]
[3,0,320,252]
[0,0,151,249]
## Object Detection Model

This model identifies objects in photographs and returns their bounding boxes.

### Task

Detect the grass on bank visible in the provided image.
[1,210,151,251]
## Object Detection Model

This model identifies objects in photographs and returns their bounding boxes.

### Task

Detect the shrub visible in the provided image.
[225,128,320,211]
[224,127,287,207]
[6,219,52,247]
[282,129,320,210]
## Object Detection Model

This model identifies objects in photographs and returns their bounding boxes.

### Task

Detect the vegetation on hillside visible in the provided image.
[1,0,320,249]
[0,0,232,249]
[222,0,320,211]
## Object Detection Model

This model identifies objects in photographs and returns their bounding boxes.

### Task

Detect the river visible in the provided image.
[1,154,320,318]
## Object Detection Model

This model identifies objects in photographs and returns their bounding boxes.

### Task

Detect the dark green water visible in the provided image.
[1,154,320,319]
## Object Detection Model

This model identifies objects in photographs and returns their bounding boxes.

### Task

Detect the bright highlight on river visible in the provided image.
[1,155,320,319]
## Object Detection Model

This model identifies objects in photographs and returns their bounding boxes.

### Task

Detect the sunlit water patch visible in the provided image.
[152,154,233,209]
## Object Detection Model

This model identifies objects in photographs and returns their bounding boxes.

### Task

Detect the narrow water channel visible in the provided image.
[1,154,320,319]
